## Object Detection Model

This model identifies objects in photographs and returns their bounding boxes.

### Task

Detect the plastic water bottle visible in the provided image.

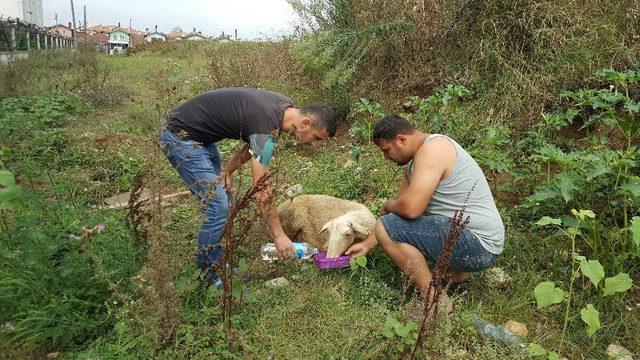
[470,315,523,347]
[261,242,318,261]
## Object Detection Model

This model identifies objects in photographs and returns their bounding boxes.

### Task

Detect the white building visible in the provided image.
[107,28,130,54]
[145,32,167,41]
[0,0,43,27]
[144,25,167,42]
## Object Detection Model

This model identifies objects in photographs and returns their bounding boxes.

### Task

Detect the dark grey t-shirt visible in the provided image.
[166,87,294,167]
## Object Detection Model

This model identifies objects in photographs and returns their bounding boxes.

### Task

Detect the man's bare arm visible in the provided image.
[383,138,455,219]
[250,158,295,258]
[222,144,251,174]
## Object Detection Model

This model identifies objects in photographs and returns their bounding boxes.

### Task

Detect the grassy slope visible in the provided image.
[1,41,637,359]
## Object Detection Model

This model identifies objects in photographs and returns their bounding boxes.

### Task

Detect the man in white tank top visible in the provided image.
[346,114,504,313]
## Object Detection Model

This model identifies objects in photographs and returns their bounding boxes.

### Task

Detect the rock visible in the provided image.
[343,159,356,169]
[485,267,512,287]
[284,184,303,198]
[103,188,151,208]
[607,344,634,360]
[46,352,60,359]
[2,322,14,331]
[503,320,528,337]
[265,277,289,288]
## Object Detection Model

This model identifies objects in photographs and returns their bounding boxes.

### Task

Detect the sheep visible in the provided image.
[277,195,376,258]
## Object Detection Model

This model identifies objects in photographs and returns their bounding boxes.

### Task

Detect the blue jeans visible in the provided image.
[159,128,229,269]
[379,214,498,272]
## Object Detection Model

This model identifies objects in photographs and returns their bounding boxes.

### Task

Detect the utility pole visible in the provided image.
[70,0,77,48]
[83,5,87,42]
[235,29,238,41]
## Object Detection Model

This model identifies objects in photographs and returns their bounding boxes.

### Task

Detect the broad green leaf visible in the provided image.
[381,328,394,338]
[205,284,219,300]
[355,255,367,267]
[580,304,600,336]
[631,217,640,247]
[573,253,586,262]
[556,174,578,203]
[586,162,610,180]
[395,324,411,338]
[528,188,558,202]
[350,259,358,271]
[579,259,604,287]
[534,281,565,309]
[528,343,547,357]
[603,273,633,296]
[385,315,400,328]
[620,178,640,197]
[577,210,596,220]
[625,99,640,114]
[405,321,418,332]
[561,216,580,228]
[536,216,561,226]
[174,276,197,293]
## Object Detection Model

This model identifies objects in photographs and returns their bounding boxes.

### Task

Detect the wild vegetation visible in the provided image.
[1,1,639,358]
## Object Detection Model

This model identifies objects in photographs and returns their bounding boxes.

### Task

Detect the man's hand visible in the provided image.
[378,200,391,216]
[219,170,233,195]
[345,239,375,257]
[274,233,296,259]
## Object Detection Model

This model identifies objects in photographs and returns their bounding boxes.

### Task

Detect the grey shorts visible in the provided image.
[379,214,498,272]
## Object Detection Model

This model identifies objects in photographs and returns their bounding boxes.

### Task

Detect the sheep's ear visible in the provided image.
[319,220,331,234]
[350,221,370,237]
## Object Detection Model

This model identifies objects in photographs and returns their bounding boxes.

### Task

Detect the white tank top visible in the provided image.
[407,134,505,254]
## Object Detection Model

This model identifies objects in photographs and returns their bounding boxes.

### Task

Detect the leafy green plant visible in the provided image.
[408,84,470,135]
[534,209,634,354]
[381,315,419,352]
[349,98,384,143]
[468,124,514,189]
[350,254,368,272]
[525,69,640,265]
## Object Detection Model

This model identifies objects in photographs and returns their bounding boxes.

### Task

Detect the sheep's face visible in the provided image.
[320,216,370,258]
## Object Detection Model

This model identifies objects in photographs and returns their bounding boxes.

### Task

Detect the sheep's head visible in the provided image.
[319,214,370,258]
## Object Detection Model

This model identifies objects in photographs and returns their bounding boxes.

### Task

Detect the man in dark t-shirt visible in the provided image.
[159,87,336,282]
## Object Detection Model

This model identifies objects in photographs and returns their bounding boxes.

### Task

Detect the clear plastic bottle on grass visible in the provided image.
[261,242,318,261]
[470,314,523,347]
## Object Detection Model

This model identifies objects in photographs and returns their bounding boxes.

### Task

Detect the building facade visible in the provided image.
[46,24,73,38]
[145,32,167,41]
[0,0,43,27]
[107,28,130,53]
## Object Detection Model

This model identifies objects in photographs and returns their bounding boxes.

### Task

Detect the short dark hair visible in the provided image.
[372,114,416,143]
[301,103,337,137]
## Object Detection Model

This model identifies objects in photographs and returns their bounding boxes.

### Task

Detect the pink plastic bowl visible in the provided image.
[313,251,351,270]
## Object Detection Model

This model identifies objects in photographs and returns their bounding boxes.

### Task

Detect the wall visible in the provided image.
[0,50,28,64]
